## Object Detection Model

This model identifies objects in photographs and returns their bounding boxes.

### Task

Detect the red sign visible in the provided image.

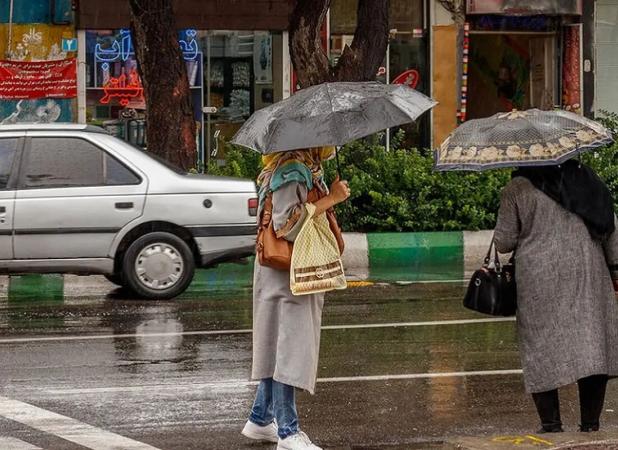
[0,59,77,100]
[100,68,144,107]
[392,69,420,89]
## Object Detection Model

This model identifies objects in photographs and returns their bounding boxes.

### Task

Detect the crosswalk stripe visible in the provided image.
[0,397,160,450]
[0,437,42,450]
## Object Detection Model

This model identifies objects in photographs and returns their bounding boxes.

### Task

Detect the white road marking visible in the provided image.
[393,279,467,285]
[0,396,160,450]
[47,369,523,395]
[0,317,515,344]
[0,437,42,450]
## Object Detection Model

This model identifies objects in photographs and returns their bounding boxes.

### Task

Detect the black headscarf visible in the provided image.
[513,159,615,240]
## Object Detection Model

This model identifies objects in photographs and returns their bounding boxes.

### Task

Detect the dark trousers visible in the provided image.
[532,374,608,432]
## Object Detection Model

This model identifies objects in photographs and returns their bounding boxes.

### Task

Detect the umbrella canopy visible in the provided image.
[231,81,436,154]
[435,109,614,171]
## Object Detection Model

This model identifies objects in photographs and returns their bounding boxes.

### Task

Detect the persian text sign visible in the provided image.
[0,59,77,100]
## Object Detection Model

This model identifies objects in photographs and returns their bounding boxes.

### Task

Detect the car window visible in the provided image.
[24,138,140,188]
[0,138,18,189]
[105,154,141,185]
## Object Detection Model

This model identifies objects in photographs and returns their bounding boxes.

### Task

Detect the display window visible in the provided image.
[85,29,281,168]
[465,14,582,120]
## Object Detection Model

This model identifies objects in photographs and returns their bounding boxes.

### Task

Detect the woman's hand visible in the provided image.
[329,177,351,205]
[311,177,351,216]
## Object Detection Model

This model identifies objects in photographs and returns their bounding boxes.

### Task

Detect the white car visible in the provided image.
[0,124,257,299]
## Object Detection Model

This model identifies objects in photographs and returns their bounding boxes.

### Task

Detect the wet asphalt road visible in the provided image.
[1,283,618,449]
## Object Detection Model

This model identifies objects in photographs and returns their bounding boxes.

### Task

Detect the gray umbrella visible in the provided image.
[231,81,436,154]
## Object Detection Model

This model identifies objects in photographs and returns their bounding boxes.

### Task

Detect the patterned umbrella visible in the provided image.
[231,81,436,154]
[435,109,614,171]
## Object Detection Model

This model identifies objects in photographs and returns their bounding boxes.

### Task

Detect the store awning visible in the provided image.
[467,0,582,15]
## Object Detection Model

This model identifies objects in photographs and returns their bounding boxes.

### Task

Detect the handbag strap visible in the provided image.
[484,237,502,271]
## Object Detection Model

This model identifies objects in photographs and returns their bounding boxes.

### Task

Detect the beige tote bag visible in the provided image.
[290,203,347,296]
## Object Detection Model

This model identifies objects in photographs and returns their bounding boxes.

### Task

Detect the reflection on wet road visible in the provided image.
[0,284,616,449]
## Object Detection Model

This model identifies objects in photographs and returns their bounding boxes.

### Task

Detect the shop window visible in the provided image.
[467,33,558,120]
[200,31,278,160]
[330,0,429,148]
[85,29,204,162]
[24,138,139,189]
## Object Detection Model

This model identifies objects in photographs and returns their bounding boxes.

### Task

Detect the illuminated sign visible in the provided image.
[100,68,143,107]
[94,29,199,63]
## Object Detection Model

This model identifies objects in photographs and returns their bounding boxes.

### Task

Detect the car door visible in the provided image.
[0,135,23,260]
[13,134,147,260]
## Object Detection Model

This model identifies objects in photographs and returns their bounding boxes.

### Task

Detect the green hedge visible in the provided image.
[208,119,618,233]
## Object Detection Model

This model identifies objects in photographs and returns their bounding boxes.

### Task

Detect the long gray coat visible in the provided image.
[494,177,618,394]
[252,181,325,394]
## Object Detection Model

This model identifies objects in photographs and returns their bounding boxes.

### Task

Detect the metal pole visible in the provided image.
[206,32,211,169]
[7,0,14,59]
[386,41,390,151]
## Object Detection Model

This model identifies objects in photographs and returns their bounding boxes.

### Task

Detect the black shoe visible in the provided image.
[537,426,564,433]
[580,423,600,432]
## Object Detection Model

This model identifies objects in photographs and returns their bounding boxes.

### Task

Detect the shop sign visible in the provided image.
[392,69,420,89]
[467,0,582,15]
[0,58,77,100]
[95,29,199,63]
[100,68,143,107]
[62,38,78,52]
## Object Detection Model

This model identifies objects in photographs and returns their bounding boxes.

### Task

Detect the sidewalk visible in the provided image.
[0,230,494,299]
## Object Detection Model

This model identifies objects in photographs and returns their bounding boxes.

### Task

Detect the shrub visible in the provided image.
[321,131,510,232]
[208,121,618,233]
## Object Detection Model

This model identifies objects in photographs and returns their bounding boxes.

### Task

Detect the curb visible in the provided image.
[0,230,495,299]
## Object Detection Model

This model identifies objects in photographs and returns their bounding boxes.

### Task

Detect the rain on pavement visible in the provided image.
[1,281,617,449]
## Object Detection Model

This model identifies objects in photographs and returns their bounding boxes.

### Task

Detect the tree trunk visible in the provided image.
[334,0,390,82]
[289,0,332,87]
[289,0,390,88]
[129,0,196,170]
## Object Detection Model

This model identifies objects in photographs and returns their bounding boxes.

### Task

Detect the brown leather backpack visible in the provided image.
[256,188,344,271]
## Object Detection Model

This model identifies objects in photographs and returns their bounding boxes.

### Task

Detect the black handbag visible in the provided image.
[463,238,517,316]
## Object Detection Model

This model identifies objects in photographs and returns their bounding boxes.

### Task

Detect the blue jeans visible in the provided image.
[249,378,298,439]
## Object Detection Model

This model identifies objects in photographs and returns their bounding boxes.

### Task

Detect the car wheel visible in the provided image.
[104,274,124,286]
[122,232,195,300]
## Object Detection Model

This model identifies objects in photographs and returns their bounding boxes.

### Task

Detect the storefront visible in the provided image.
[77,0,291,168]
[464,0,583,120]
[329,0,430,149]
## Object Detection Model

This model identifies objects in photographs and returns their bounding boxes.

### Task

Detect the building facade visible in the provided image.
[430,0,591,145]
[1,0,613,158]
[0,0,77,124]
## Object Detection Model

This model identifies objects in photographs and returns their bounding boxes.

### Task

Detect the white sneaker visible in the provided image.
[277,431,322,450]
[241,420,278,443]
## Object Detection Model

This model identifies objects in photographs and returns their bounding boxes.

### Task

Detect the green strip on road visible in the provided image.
[367,232,464,282]
[186,259,254,294]
[8,274,64,303]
